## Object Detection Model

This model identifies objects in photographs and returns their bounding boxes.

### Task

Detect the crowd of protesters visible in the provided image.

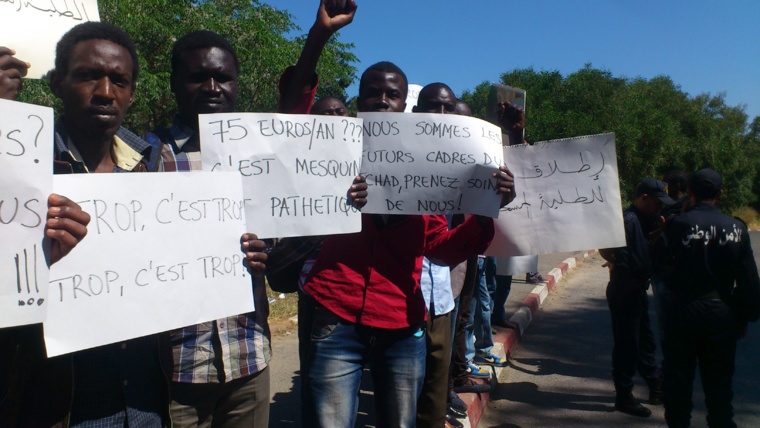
[1,1,759,427]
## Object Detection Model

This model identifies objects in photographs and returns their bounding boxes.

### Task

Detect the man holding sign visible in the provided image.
[410,82,474,428]
[301,63,516,427]
[148,2,359,427]
[1,23,171,427]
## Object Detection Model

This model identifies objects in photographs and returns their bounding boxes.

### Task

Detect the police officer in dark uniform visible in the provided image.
[660,168,760,428]
[600,178,673,417]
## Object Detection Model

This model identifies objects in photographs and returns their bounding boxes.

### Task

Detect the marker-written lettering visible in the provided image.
[0,114,46,164]
[0,197,43,228]
[415,121,471,139]
[2,0,93,21]
[270,194,357,218]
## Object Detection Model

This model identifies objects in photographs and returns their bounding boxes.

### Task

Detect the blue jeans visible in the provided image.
[466,257,495,360]
[306,306,426,428]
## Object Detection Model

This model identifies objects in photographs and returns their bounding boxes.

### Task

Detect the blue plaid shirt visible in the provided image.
[146,120,271,383]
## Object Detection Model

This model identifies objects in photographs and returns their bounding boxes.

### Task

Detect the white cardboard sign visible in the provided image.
[0,0,101,79]
[199,113,363,239]
[0,99,54,327]
[44,172,253,357]
[358,112,504,217]
[404,84,423,112]
[486,133,626,256]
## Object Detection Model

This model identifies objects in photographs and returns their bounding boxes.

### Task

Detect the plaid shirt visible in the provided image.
[147,119,271,383]
[148,119,203,172]
[149,67,316,383]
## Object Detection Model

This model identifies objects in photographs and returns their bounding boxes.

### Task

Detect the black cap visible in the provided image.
[689,168,722,197]
[635,178,675,205]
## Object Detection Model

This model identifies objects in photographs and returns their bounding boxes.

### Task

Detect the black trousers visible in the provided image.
[606,276,659,395]
[663,298,739,428]
[450,256,479,388]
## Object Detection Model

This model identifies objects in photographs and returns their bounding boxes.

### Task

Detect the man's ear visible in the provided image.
[49,70,62,97]
[715,189,724,200]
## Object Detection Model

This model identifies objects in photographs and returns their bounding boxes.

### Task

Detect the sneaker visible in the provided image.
[467,362,491,378]
[615,393,652,417]
[453,379,491,394]
[447,390,468,417]
[446,413,464,428]
[526,272,545,284]
[474,351,509,367]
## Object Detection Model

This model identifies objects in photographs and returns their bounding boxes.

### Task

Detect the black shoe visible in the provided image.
[446,413,465,428]
[615,394,652,417]
[526,272,545,284]
[649,387,664,405]
[447,390,468,417]
[453,379,491,394]
[648,377,664,405]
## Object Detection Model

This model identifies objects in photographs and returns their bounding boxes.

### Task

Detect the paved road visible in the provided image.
[479,232,760,428]
[268,251,582,427]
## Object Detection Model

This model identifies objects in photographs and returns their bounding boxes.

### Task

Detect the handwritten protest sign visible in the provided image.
[404,84,423,112]
[0,0,100,78]
[44,172,252,357]
[199,113,363,239]
[0,99,54,328]
[358,112,505,217]
[486,133,626,256]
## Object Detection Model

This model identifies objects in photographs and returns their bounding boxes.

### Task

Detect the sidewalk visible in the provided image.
[453,250,597,428]
[267,250,597,427]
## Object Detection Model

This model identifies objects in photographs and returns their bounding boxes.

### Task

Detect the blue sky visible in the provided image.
[263,0,760,123]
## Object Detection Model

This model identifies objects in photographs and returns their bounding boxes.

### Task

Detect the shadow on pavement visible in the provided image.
[509,357,606,380]
[493,381,615,413]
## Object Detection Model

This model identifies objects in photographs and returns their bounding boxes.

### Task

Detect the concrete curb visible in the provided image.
[453,249,598,428]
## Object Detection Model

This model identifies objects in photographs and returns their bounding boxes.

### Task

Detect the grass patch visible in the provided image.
[733,206,760,230]
[266,284,299,323]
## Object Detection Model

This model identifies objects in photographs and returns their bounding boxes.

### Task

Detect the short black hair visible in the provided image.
[55,22,139,84]
[359,61,408,98]
[171,30,240,80]
[418,82,455,100]
[314,95,347,105]
[455,99,472,116]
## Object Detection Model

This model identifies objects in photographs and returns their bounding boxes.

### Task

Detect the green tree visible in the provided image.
[460,65,758,211]
[19,0,357,134]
